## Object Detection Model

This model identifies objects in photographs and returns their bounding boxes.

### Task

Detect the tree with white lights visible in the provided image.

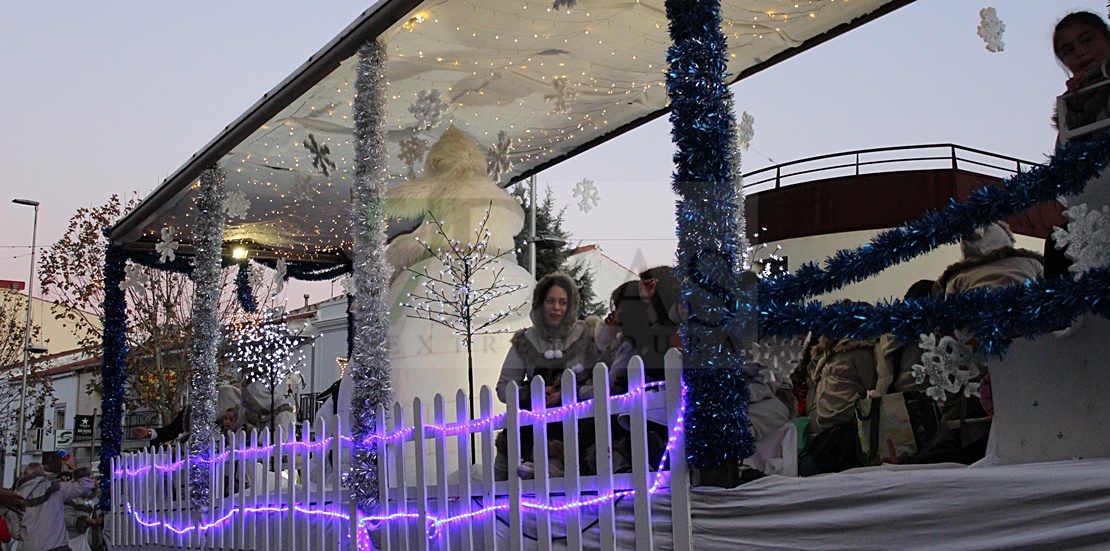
[402,205,529,432]
[224,308,308,435]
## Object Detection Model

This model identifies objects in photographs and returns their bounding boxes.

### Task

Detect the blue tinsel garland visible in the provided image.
[98,245,128,511]
[665,0,755,468]
[235,261,257,313]
[252,257,351,281]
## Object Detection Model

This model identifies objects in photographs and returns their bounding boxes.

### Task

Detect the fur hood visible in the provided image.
[935,247,1044,292]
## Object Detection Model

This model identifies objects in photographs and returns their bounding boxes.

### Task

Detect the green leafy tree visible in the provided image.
[0,289,55,481]
[512,185,606,317]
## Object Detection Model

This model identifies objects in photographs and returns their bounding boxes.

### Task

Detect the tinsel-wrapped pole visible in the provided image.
[665,0,756,468]
[236,261,257,313]
[97,244,129,511]
[187,166,227,514]
[349,39,393,514]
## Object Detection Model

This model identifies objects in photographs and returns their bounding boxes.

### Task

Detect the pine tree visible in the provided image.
[511,185,606,317]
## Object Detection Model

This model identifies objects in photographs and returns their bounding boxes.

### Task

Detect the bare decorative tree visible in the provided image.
[401,204,528,456]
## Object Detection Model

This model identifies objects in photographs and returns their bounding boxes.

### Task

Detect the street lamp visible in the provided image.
[12,198,40,480]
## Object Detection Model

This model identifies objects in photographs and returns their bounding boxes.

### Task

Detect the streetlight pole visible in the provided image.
[13,198,40,480]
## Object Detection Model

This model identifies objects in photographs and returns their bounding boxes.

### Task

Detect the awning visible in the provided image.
[108,0,911,265]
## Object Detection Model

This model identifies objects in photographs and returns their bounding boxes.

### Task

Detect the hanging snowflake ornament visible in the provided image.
[398,136,428,179]
[340,274,355,296]
[552,0,576,10]
[155,225,179,264]
[292,173,317,202]
[225,190,251,219]
[748,335,805,384]
[1053,202,1110,274]
[738,111,755,151]
[912,330,981,402]
[544,77,577,114]
[573,178,600,213]
[273,258,288,295]
[119,263,151,298]
[248,263,268,292]
[303,133,338,177]
[408,89,449,130]
[486,130,513,180]
[977,7,1005,53]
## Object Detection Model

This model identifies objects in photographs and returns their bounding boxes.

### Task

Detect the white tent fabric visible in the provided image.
[487,458,1110,550]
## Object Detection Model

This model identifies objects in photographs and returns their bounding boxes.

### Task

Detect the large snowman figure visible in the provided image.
[381,126,535,477]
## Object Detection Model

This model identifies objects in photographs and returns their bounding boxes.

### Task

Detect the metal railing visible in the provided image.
[741,144,1039,191]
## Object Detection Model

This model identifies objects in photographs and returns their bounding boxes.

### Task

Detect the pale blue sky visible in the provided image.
[1,1,1102,302]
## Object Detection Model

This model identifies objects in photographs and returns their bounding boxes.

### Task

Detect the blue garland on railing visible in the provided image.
[252,257,351,282]
[760,267,1110,357]
[758,131,1110,304]
[236,262,257,313]
[665,0,755,468]
[98,244,129,512]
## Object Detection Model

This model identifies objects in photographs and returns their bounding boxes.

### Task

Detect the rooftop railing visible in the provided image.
[741,144,1040,192]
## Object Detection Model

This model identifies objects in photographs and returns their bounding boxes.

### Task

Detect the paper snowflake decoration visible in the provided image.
[119,263,150,298]
[273,258,288,295]
[398,136,428,178]
[738,111,755,151]
[225,190,251,219]
[573,178,600,213]
[340,274,355,296]
[292,174,317,202]
[552,0,576,10]
[248,264,268,291]
[155,225,179,264]
[544,77,577,114]
[977,7,1005,53]
[408,89,449,130]
[1053,202,1110,274]
[486,130,514,180]
[912,330,981,402]
[748,336,805,384]
[303,133,338,177]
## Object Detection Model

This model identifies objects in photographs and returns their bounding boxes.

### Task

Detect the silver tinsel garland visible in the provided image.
[349,39,393,515]
[187,166,227,514]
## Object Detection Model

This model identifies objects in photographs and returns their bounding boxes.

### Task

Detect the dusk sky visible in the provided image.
[1,1,1101,306]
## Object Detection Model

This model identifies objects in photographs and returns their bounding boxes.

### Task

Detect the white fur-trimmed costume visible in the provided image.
[386,125,525,275]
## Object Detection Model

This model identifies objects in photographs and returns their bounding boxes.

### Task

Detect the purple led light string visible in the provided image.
[115,437,334,478]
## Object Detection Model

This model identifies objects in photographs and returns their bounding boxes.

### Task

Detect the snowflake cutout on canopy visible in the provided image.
[155,225,179,264]
[912,330,980,402]
[292,174,317,202]
[486,130,513,180]
[225,190,250,219]
[544,77,577,114]
[573,178,600,213]
[248,264,268,291]
[273,258,288,295]
[398,136,428,179]
[408,89,449,130]
[977,7,1005,53]
[738,111,755,151]
[1053,202,1110,274]
[748,335,805,384]
[552,0,577,10]
[303,133,338,177]
[119,263,151,298]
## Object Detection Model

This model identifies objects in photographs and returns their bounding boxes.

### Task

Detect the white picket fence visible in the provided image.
[110,418,353,550]
[372,350,690,551]
[111,351,689,550]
